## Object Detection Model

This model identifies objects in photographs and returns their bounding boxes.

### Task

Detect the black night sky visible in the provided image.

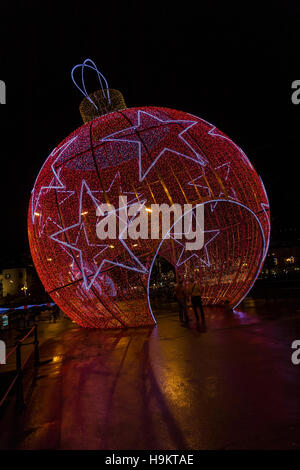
[1,1,300,261]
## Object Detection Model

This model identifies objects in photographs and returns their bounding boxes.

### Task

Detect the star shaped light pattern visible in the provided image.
[101,111,208,181]
[32,137,78,234]
[95,194,149,276]
[28,104,270,328]
[171,229,220,267]
[208,126,254,170]
[50,180,109,290]
[50,177,149,291]
[187,162,237,211]
[168,208,220,267]
[91,170,143,203]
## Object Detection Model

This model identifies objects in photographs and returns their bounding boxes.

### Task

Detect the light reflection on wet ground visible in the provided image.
[1,297,300,450]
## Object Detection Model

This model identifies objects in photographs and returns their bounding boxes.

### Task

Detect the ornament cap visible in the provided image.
[79,89,126,123]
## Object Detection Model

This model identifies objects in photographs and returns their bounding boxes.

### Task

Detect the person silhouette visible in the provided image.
[190,278,205,323]
[175,279,189,323]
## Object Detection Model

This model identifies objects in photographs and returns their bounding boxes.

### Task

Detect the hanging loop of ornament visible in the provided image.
[71,58,111,110]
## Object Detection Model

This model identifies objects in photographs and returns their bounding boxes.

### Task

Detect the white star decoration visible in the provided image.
[50,180,109,290]
[41,111,256,292]
[208,126,253,169]
[171,229,220,267]
[91,170,143,204]
[101,110,208,181]
[50,178,149,291]
[187,162,238,212]
[169,209,220,267]
[32,136,78,235]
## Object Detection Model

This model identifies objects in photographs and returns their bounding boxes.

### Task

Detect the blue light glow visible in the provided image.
[71,59,111,110]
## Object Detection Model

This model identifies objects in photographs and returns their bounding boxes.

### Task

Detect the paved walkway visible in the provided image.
[1,300,300,449]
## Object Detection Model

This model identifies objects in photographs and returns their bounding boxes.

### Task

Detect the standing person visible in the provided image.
[51,306,59,323]
[190,278,205,323]
[175,279,189,323]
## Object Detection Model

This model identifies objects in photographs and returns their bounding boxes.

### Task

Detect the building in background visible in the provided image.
[0,267,29,298]
[260,223,300,279]
[0,253,50,305]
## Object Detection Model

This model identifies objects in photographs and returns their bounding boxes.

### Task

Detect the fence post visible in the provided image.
[34,324,39,366]
[15,341,24,410]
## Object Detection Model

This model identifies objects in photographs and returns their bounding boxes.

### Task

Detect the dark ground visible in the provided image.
[1,297,300,450]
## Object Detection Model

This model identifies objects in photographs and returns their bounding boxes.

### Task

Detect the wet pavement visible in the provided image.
[1,298,300,450]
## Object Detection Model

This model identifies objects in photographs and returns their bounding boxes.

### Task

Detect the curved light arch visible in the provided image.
[147,198,266,323]
[28,105,270,329]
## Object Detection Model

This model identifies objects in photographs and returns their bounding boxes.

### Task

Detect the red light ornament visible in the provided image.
[28,61,270,328]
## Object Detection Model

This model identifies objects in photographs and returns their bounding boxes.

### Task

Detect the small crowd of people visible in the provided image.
[175,278,205,325]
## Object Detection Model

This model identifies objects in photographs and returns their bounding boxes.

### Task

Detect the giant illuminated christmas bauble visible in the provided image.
[28,90,270,328]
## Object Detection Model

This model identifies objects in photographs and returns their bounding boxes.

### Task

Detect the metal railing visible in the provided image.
[0,324,39,410]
